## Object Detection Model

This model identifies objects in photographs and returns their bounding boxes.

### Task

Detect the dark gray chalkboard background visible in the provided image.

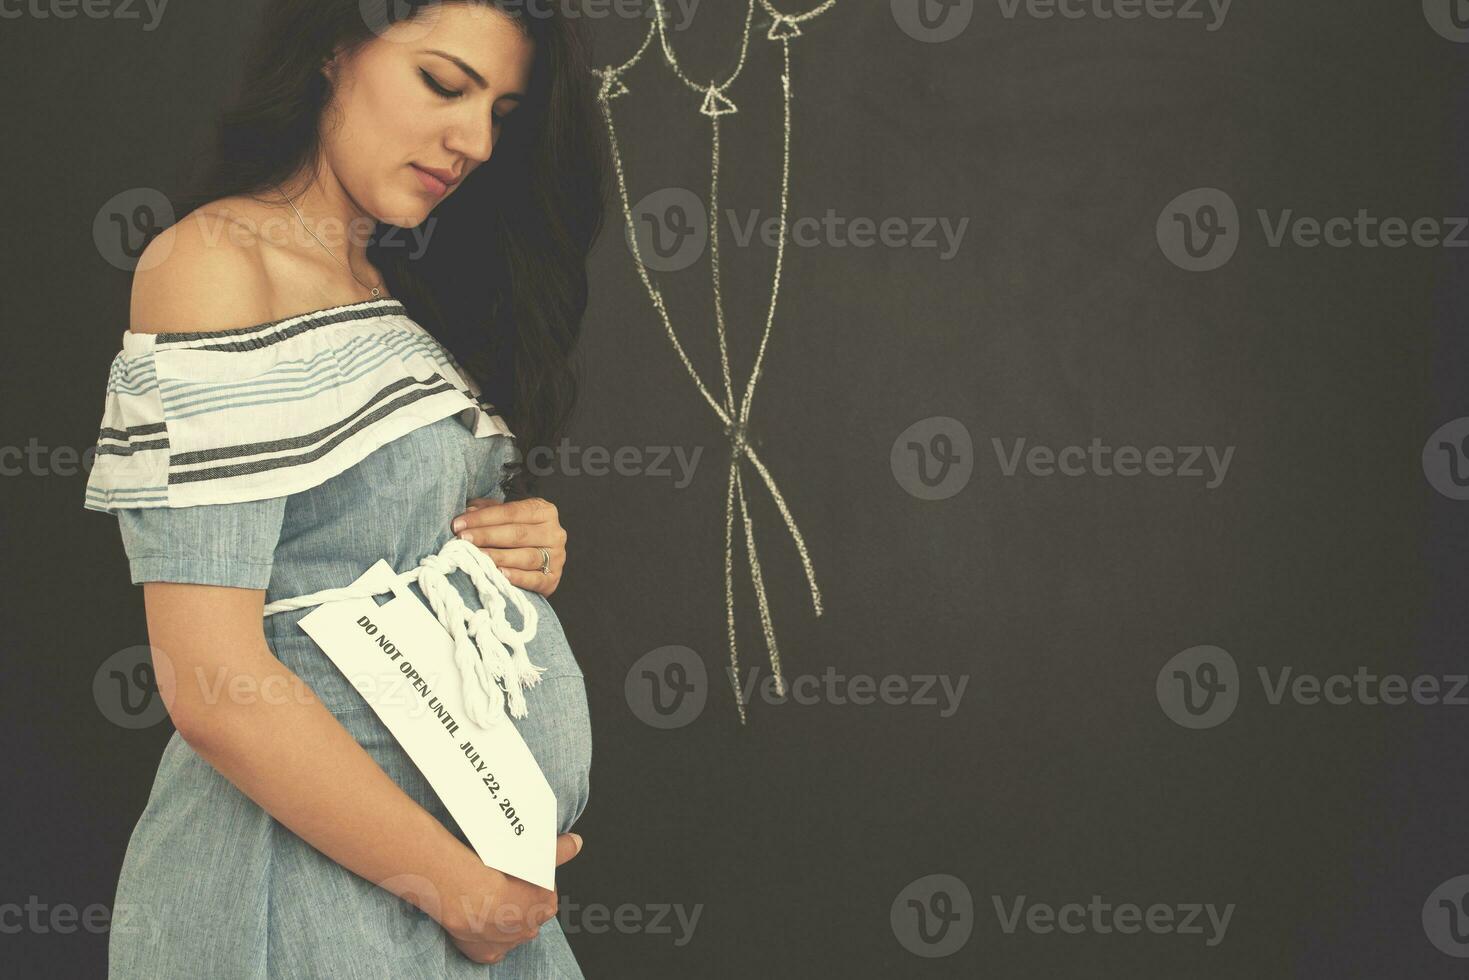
[7,1,1469,976]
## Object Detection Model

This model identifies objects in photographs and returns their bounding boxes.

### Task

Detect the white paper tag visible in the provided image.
[298,560,557,890]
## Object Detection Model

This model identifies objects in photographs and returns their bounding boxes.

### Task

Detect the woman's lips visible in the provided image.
[411,164,448,197]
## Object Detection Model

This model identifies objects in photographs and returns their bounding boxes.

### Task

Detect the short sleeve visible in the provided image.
[116,496,288,589]
[85,300,512,590]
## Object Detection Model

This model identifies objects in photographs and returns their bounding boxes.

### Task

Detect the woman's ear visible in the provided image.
[322,43,346,82]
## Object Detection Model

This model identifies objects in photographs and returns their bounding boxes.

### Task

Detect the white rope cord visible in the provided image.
[262,537,546,727]
[594,0,836,723]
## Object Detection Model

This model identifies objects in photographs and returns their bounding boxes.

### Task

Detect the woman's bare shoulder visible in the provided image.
[130,196,278,335]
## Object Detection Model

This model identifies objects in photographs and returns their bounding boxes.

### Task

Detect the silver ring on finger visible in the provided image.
[537,546,551,575]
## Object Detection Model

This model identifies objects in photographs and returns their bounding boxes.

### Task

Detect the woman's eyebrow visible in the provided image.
[423,48,525,100]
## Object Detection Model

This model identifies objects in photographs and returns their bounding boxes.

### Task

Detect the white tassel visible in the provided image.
[263,536,547,728]
[413,539,546,727]
[458,542,548,718]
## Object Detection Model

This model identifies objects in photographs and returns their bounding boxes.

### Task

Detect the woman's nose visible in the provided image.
[446,116,495,166]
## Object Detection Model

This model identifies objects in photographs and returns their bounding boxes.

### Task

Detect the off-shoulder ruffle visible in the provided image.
[83,298,513,514]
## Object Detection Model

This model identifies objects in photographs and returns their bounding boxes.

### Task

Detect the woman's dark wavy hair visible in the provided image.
[175,0,609,498]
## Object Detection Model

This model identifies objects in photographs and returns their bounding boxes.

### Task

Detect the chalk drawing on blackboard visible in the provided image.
[594,0,836,723]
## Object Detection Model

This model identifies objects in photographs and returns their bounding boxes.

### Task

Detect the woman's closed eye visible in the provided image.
[420,68,462,99]
[420,68,512,126]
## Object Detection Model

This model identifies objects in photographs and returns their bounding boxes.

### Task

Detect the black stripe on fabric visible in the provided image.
[154,300,407,351]
[95,439,170,456]
[98,423,168,440]
[170,372,449,465]
[167,378,461,484]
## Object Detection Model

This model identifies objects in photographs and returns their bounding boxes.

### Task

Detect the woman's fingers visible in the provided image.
[453,515,566,550]
[497,561,562,594]
[555,832,584,866]
[454,497,558,531]
[451,497,567,596]
[448,934,518,965]
[474,547,553,571]
[456,522,543,548]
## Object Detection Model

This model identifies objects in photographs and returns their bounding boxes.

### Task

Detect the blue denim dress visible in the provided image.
[88,302,592,978]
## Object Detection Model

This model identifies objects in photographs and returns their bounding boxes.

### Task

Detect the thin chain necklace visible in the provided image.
[280,190,383,300]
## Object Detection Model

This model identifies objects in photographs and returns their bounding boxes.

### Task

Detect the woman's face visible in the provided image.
[321,3,534,227]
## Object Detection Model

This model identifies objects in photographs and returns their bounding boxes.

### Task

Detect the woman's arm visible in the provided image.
[140,579,502,931]
[120,217,573,962]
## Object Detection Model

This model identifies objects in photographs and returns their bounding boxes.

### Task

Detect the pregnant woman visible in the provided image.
[82,2,608,976]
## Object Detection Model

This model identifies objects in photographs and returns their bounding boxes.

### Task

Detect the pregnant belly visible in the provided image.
[268,591,592,835]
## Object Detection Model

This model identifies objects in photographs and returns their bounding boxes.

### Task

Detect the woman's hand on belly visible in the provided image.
[450,495,567,596]
[440,832,585,965]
